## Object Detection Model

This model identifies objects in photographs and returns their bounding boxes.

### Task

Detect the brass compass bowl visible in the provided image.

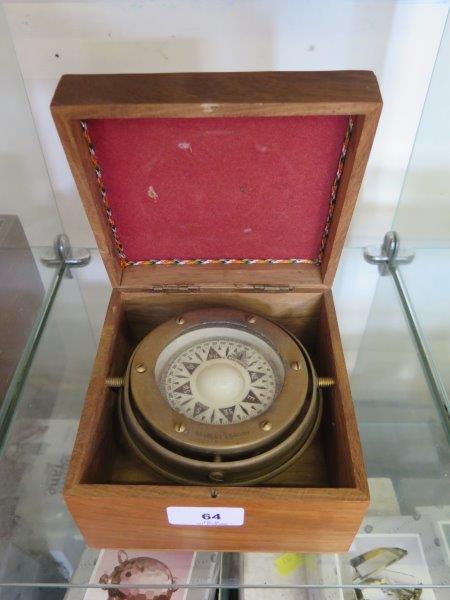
[112,307,327,485]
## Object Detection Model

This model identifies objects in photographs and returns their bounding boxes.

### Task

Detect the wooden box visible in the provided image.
[51,71,381,552]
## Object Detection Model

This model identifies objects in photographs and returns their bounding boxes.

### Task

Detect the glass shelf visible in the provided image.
[0,249,448,598]
[390,12,450,429]
[398,249,450,407]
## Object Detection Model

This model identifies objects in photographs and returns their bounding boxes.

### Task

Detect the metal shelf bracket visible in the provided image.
[40,233,91,273]
[364,230,414,275]
[364,231,449,439]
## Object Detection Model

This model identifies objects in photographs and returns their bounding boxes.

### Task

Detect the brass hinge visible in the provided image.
[147,283,293,293]
[147,284,201,293]
[239,284,294,293]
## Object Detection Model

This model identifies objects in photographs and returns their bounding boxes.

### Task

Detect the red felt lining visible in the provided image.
[83,115,351,267]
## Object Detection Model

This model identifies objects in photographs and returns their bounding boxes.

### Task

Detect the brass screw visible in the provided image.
[290,361,301,371]
[208,471,225,482]
[105,376,124,388]
[261,420,272,431]
[174,423,186,433]
[247,315,256,324]
[176,316,185,325]
[318,377,335,388]
[136,363,147,373]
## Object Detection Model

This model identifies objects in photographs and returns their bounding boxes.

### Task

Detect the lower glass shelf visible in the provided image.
[0,249,448,597]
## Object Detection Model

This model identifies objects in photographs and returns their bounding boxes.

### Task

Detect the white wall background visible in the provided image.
[3,0,448,250]
[0,3,61,247]
[394,10,450,247]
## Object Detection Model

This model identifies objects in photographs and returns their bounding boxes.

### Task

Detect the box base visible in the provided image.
[64,288,369,551]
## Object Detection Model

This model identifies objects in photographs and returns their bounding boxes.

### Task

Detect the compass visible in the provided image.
[157,327,283,425]
[114,307,328,485]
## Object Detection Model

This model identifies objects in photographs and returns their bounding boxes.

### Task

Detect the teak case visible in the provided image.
[51,71,382,552]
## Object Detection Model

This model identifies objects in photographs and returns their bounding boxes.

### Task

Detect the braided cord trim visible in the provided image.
[81,120,128,268]
[317,116,353,263]
[81,116,353,268]
[130,257,315,266]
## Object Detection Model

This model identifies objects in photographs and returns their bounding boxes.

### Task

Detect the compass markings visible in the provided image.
[193,401,208,417]
[174,382,192,395]
[229,348,247,365]
[248,371,265,383]
[164,337,278,424]
[219,406,236,423]
[207,346,221,360]
[242,390,262,404]
[183,362,200,374]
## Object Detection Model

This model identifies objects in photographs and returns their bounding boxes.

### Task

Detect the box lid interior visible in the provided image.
[51,72,381,290]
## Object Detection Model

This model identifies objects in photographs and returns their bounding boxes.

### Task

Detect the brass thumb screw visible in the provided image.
[318,377,335,389]
[105,376,124,388]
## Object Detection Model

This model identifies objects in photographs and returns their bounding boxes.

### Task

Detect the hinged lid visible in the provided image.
[51,71,381,290]
[146,283,293,294]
